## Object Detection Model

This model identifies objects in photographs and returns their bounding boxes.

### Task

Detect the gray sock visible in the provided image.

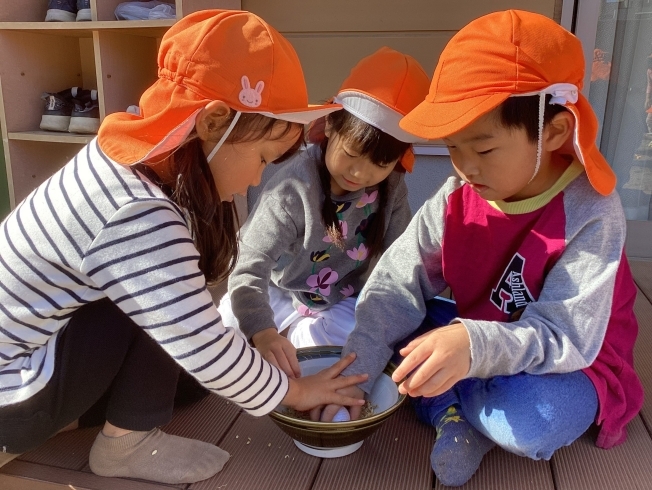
[89,428,229,484]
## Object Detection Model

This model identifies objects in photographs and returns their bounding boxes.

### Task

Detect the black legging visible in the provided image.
[0,298,187,454]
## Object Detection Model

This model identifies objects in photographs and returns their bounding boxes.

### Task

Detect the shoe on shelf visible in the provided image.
[39,87,79,132]
[45,0,77,22]
[69,89,100,134]
[76,0,92,21]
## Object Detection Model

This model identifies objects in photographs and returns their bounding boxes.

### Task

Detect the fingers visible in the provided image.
[398,331,430,356]
[320,404,342,422]
[399,352,442,392]
[279,357,298,379]
[310,406,323,421]
[328,393,366,408]
[282,344,301,379]
[348,404,362,420]
[325,352,356,377]
[392,346,429,382]
[330,373,368,390]
[414,374,457,398]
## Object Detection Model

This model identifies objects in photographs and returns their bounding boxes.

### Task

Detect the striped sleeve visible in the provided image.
[80,199,288,416]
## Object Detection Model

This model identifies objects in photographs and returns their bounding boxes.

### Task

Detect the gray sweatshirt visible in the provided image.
[228,146,412,339]
[341,163,640,415]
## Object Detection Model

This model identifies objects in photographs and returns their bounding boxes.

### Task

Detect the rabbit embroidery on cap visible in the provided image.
[239,76,264,108]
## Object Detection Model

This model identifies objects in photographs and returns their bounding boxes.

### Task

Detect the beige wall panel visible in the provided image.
[243,0,557,32]
[287,33,453,103]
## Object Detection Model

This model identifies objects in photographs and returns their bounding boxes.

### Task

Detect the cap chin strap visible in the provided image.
[206,111,242,162]
[528,92,547,184]
[519,83,579,185]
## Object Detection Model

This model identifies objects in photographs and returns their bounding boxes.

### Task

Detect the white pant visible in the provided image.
[217,285,356,348]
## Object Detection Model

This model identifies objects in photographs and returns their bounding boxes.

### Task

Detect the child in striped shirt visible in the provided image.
[0,10,367,485]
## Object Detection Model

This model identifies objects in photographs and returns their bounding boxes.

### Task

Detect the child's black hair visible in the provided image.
[498,94,569,142]
[317,109,409,258]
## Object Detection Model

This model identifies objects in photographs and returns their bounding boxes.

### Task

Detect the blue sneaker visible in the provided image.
[76,0,92,21]
[45,0,77,22]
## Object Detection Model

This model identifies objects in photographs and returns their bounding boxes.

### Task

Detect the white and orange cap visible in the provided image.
[332,47,431,171]
[400,10,617,195]
[98,9,341,166]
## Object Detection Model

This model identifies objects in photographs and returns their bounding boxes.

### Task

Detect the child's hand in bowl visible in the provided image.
[252,327,301,378]
[282,353,367,412]
[311,385,366,422]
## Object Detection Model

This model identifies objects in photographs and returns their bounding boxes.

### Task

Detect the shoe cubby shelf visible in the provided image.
[0,20,175,38]
[0,0,241,207]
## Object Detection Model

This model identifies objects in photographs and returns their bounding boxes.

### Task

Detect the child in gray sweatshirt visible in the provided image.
[218,47,430,382]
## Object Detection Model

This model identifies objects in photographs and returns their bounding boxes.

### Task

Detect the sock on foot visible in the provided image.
[89,428,230,484]
[430,405,495,487]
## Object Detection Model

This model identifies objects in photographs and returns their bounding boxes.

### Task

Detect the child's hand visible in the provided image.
[392,322,471,398]
[282,353,368,412]
[252,327,301,378]
[310,385,366,422]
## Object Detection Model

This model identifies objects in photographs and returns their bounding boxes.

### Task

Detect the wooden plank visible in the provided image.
[17,427,100,470]
[0,460,176,490]
[189,412,320,490]
[0,21,174,38]
[633,287,652,430]
[625,223,652,260]
[313,404,435,490]
[7,131,95,144]
[243,0,556,33]
[552,416,652,490]
[434,448,554,490]
[161,394,241,444]
[631,259,652,304]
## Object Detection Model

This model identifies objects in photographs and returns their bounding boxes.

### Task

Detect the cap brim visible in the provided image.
[255,103,342,124]
[335,91,428,143]
[399,93,510,140]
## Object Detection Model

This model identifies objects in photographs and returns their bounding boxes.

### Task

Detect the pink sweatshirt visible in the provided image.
[343,162,643,448]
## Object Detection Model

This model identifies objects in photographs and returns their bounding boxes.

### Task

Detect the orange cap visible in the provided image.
[400,10,616,196]
[332,47,430,171]
[98,10,341,165]
[336,47,430,144]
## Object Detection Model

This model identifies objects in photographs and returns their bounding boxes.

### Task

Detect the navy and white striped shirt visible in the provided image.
[0,139,288,416]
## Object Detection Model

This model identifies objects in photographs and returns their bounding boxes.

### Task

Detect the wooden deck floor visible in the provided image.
[2,259,651,490]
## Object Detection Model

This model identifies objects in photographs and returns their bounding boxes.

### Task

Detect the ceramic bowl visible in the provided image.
[268,346,406,458]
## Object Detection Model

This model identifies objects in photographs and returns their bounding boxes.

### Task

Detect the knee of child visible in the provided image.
[497,433,558,460]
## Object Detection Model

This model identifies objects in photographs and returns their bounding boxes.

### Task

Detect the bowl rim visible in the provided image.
[269,346,407,429]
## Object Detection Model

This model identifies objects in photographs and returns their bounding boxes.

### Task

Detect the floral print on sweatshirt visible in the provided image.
[303,191,379,309]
